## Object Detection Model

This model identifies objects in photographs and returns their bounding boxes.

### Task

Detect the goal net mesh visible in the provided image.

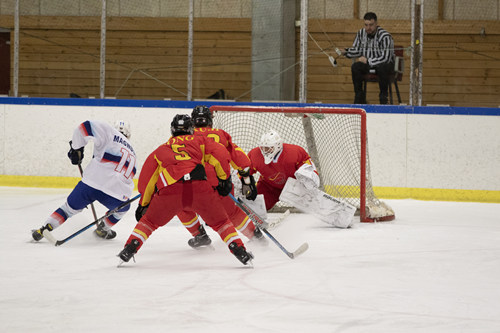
[211,105,395,222]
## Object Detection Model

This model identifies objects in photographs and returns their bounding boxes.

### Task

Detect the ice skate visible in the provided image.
[251,226,268,246]
[229,242,254,266]
[188,225,212,249]
[95,221,117,240]
[118,239,140,265]
[31,223,53,241]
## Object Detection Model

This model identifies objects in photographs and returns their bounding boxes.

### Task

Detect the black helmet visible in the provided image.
[191,105,213,128]
[171,114,194,137]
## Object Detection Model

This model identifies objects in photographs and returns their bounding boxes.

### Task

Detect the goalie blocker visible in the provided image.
[279,178,356,228]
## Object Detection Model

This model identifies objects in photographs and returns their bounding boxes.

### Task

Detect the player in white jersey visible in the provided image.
[32,120,137,241]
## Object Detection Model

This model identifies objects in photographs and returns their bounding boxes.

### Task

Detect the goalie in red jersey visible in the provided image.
[117,114,254,266]
[248,130,320,210]
[247,130,356,229]
[177,105,266,249]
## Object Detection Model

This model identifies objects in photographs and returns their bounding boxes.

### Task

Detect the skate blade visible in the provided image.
[116,255,135,267]
[244,251,255,268]
[42,229,57,245]
[246,260,254,268]
[192,244,216,251]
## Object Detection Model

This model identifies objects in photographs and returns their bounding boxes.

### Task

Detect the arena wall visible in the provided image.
[0,98,498,203]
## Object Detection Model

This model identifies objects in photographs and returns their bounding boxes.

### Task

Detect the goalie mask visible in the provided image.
[171,114,194,137]
[114,120,131,139]
[191,105,213,128]
[259,130,283,164]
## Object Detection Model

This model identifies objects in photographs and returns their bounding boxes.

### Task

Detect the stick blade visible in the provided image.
[290,242,309,259]
[42,229,58,246]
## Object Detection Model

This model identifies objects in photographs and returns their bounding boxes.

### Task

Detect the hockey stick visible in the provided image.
[43,194,141,246]
[78,164,99,222]
[228,193,308,259]
[308,31,344,67]
[79,164,98,220]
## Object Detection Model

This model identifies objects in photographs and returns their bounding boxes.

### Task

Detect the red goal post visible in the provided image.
[209,105,395,222]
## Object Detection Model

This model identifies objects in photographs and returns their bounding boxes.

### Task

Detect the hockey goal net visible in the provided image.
[210,105,395,223]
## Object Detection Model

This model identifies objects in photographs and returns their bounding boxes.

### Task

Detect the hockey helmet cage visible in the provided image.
[171,114,194,137]
[191,105,213,128]
[114,120,131,139]
[259,130,283,164]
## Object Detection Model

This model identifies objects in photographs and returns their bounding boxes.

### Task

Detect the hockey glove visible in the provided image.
[240,175,257,201]
[216,177,233,197]
[238,168,257,200]
[67,141,84,165]
[135,204,149,222]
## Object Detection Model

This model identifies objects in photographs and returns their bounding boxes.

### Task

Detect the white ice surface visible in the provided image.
[1,187,500,333]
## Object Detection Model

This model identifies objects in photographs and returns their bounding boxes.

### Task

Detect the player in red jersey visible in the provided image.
[118,114,254,266]
[248,130,320,211]
[177,105,266,248]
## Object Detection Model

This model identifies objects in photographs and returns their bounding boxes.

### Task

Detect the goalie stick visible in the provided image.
[43,194,141,246]
[265,209,290,230]
[228,193,308,259]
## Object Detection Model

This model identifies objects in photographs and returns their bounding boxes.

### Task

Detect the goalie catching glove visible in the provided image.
[216,177,233,197]
[238,169,257,201]
[67,141,84,165]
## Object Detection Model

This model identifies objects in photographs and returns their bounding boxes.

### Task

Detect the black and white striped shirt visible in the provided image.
[346,26,394,67]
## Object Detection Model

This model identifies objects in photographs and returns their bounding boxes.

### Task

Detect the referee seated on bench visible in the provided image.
[341,12,395,105]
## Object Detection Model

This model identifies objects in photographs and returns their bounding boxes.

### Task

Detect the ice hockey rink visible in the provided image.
[1,186,500,333]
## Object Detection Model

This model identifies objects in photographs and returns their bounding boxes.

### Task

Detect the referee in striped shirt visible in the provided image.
[342,12,395,104]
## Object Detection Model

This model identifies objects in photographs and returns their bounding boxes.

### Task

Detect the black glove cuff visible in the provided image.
[238,169,250,178]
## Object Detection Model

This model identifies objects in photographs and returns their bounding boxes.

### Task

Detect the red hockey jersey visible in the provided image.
[138,134,231,206]
[248,143,316,189]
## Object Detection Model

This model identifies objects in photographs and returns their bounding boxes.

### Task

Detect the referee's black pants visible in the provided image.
[351,61,394,104]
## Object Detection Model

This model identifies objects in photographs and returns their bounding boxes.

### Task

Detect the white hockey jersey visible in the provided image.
[70,120,137,201]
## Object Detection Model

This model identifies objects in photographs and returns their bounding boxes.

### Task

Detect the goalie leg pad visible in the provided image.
[279,178,356,228]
